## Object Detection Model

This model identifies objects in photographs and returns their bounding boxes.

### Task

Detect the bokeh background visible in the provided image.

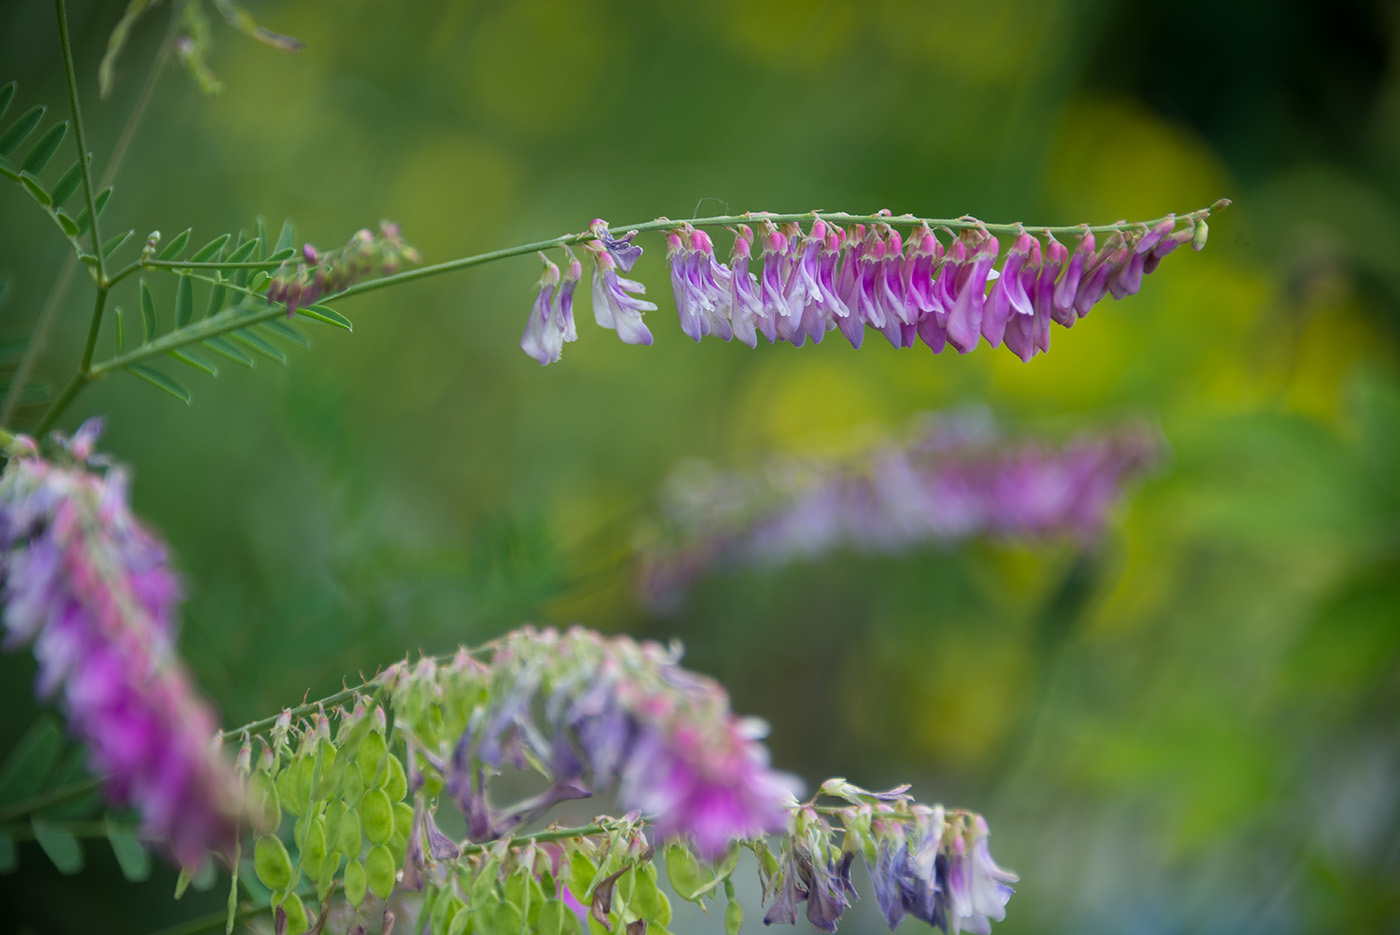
[1,0,1398,932]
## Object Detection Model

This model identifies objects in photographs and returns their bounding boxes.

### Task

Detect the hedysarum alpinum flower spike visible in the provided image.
[381,626,798,860]
[635,409,1162,612]
[0,423,243,869]
[522,203,1225,364]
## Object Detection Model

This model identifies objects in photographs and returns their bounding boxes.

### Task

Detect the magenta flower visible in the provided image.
[0,425,243,869]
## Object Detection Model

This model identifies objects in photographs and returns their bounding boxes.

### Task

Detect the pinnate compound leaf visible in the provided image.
[297,304,352,331]
[139,280,157,341]
[204,336,255,367]
[51,160,82,206]
[0,104,45,157]
[31,819,83,875]
[170,347,218,376]
[175,276,194,327]
[20,121,66,174]
[191,233,230,262]
[157,228,192,262]
[0,716,62,805]
[125,364,192,403]
[107,818,151,882]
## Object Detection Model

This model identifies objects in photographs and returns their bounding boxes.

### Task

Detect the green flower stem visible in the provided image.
[32,284,108,436]
[458,822,613,857]
[54,0,105,284]
[219,684,367,741]
[0,777,100,824]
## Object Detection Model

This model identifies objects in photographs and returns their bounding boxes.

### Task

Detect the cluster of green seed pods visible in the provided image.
[244,700,412,934]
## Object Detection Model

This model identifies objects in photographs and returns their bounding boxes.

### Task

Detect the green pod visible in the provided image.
[361,789,393,845]
[248,771,282,831]
[492,900,523,935]
[253,835,293,892]
[358,730,386,786]
[431,890,462,935]
[322,799,344,850]
[447,905,472,935]
[301,818,327,874]
[294,756,315,813]
[317,851,340,904]
[282,893,309,935]
[276,766,302,818]
[344,859,367,907]
[631,863,664,921]
[383,753,408,802]
[366,843,395,900]
[726,898,744,935]
[391,801,415,839]
[341,762,364,804]
[538,898,564,935]
[337,807,362,856]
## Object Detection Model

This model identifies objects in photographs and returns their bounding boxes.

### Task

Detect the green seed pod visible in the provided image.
[391,801,415,839]
[366,843,395,900]
[294,755,316,814]
[361,789,393,845]
[253,835,293,892]
[631,863,663,921]
[1192,218,1209,251]
[383,753,408,802]
[431,889,461,935]
[322,799,344,850]
[447,904,472,935]
[538,898,564,935]
[301,817,327,874]
[338,807,362,856]
[358,730,387,786]
[344,859,367,907]
[317,851,340,904]
[725,897,744,935]
[248,771,282,831]
[276,765,302,818]
[493,900,523,935]
[282,893,309,935]
[341,762,364,804]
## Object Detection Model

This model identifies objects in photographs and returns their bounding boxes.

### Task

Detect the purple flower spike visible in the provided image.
[520,254,563,366]
[0,429,243,870]
[587,243,657,346]
[590,219,644,272]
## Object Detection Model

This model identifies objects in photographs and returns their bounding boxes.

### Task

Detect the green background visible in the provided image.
[1,0,1397,931]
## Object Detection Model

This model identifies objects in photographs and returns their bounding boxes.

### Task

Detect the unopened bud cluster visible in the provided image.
[266,221,420,316]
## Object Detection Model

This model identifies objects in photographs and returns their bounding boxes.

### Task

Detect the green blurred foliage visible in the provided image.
[1,0,1398,932]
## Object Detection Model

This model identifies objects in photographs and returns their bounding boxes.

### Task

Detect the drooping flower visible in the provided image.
[520,253,579,366]
[586,242,657,347]
[382,626,797,859]
[590,219,643,272]
[667,226,735,343]
[0,424,243,869]
[635,410,1161,611]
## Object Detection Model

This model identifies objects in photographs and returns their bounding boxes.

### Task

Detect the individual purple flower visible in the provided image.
[590,218,643,272]
[728,225,765,349]
[586,241,657,346]
[520,254,564,365]
[944,816,1018,935]
[945,230,1000,354]
[0,425,243,869]
[667,226,735,343]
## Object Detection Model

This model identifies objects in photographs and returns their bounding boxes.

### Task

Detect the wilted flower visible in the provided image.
[0,424,242,869]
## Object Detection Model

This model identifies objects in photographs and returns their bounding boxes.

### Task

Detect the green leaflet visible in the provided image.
[124,364,192,404]
[175,275,194,327]
[0,104,45,157]
[297,304,353,331]
[0,717,62,806]
[73,187,112,236]
[0,82,14,122]
[107,818,151,882]
[191,232,231,262]
[204,335,256,367]
[139,280,157,341]
[50,159,82,206]
[19,120,66,174]
[157,228,192,262]
[170,347,218,377]
[102,230,133,259]
[31,820,83,875]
